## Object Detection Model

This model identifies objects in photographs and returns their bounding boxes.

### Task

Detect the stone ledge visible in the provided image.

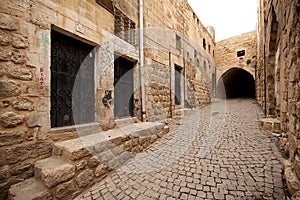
[115,117,138,128]
[9,121,169,199]
[53,121,165,161]
[259,117,281,135]
[8,178,52,200]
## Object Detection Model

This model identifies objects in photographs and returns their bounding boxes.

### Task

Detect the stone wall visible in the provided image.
[215,31,257,79]
[143,0,215,119]
[0,0,216,198]
[145,58,171,121]
[256,0,300,198]
[0,0,116,198]
[185,61,211,107]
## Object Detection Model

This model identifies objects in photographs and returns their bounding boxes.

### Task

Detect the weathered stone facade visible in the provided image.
[0,0,114,198]
[215,31,257,99]
[142,0,215,120]
[256,0,300,198]
[215,31,257,79]
[0,0,215,199]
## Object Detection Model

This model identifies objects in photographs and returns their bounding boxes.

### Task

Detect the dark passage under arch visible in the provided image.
[218,68,255,99]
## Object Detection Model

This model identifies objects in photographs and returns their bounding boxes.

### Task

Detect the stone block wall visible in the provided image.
[215,31,257,80]
[256,0,300,198]
[142,0,216,119]
[185,62,211,107]
[143,0,215,59]
[145,58,172,121]
[0,0,217,198]
[0,0,116,198]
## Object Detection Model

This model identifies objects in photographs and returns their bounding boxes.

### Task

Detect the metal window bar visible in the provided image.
[130,22,136,45]
[124,17,130,43]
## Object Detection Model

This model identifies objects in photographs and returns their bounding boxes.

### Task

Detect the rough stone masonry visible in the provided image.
[256,0,300,199]
[0,0,215,199]
[0,0,299,199]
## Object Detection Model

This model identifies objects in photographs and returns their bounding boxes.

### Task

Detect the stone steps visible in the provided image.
[8,178,52,200]
[8,121,168,199]
[259,117,281,135]
[53,121,165,161]
[35,157,75,188]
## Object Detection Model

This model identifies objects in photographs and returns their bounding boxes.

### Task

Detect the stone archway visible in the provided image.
[266,6,279,117]
[217,68,255,99]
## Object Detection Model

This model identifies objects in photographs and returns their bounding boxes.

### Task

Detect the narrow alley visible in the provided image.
[77,99,286,200]
[1,0,299,199]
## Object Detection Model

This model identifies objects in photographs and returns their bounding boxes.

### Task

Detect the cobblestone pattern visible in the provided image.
[76,99,286,200]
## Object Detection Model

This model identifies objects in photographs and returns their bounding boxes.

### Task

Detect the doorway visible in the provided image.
[175,65,182,105]
[50,30,95,128]
[218,68,255,99]
[114,56,134,119]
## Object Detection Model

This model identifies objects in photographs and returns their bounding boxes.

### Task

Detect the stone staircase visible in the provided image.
[8,121,169,200]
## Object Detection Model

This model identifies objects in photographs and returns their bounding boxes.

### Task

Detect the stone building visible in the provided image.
[142,0,216,120]
[215,31,257,99]
[256,0,300,198]
[0,0,215,199]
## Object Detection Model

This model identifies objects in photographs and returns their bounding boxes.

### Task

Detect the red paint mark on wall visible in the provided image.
[39,32,49,90]
[39,67,45,89]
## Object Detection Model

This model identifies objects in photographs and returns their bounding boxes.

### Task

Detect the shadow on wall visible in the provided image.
[217,68,255,99]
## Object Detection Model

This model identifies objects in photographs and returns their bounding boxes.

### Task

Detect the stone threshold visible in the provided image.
[114,117,138,128]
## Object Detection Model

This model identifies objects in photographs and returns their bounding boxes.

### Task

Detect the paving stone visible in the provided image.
[75,100,286,200]
[203,185,210,192]
[214,192,224,200]
[179,187,190,194]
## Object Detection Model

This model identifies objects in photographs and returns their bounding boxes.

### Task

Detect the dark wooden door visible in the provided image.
[114,56,134,119]
[175,65,181,105]
[51,30,95,128]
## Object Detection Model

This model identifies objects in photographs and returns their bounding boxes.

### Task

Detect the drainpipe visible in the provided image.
[139,0,146,121]
[182,2,186,109]
[183,49,186,108]
[264,45,267,116]
[169,51,173,118]
[214,65,217,98]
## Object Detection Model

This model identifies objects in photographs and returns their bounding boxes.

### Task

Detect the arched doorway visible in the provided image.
[218,68,255,99]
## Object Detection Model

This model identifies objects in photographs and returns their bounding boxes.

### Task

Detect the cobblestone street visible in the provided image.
[76,99,286,200]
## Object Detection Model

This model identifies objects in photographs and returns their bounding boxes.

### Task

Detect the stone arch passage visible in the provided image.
[218,68,255,99]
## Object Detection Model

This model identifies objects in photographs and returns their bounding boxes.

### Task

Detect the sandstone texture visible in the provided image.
[0,0,298,199]
[256,0,300,197]
[215,31,256,79]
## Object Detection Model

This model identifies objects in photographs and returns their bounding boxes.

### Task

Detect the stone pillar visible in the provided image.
[96,40,115,130]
